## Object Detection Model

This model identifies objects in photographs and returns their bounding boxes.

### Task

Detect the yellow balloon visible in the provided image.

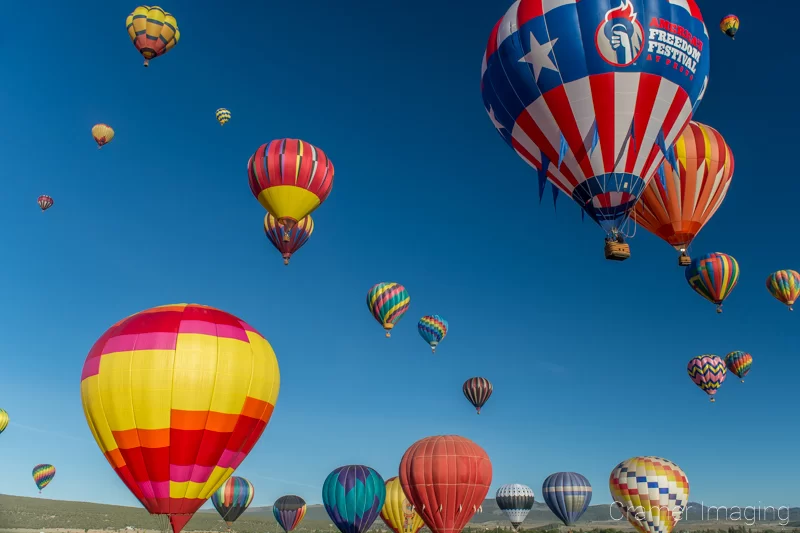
[0,408,8,434]
[92,124,115,149]
[380,477,425,533]
[126,6,180,67]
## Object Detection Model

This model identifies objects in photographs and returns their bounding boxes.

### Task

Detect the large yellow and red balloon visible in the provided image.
[126,6,180,67]
[80,304,280,533]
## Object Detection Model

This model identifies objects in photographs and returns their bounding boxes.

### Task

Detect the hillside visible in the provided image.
[1,494,797,533]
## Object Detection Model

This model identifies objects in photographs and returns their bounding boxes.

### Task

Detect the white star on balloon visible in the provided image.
[518,32,559,81]
[487,107,505,131]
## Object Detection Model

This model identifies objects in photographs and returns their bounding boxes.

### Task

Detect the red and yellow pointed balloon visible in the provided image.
[80,304,280,533]
[126,6,180,67]
[766,270,800,311]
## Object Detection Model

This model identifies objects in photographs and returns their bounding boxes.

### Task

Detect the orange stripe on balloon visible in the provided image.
[170,410,240,432]
[113,428,170,449]
[105,448,127,469]
[241,396,272,420]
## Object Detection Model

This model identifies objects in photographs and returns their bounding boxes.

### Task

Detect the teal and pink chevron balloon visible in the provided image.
[724,351,753,383]
[418,315,448,353]
[687,355,726,402]
[366,283,410,338]
[323,465,386,533]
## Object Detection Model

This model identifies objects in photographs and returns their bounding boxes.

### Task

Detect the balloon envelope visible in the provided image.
[724,351,752,382]
[80,304,280,533]
[273,495,308,533]
[91,124,114,148]
[541,472,592,526]
[609,456,688,533]
[0,408,7,434]
[216,108,231,126]
[380,477,425,533]
[366,283,410,337]
[418,315,448,353]
[37,195,54,211]
[496,484,535,531]
[463,377,493,414]
[126,6,180,66]
[211,476,255,526]
[685,253,739,312]
[264,213,314,265]
[766,270,800,310]
[719,15,739,38]
[687,355,726,401]
[322,465,386,533]
[33,464,55,491]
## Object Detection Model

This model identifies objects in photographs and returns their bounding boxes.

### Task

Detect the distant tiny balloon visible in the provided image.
[685,253,739,313]
[216,108,231,126]
[92,124,115,148]
[32,464,55,493]
[0,408,8,434]
[463,377,492,414]
[766,270,800,311]
[719,15,739,39]
[126,6,180,67]
[724,351,752,383]
[418,315,448,353]
[38,195,54,212]
[687,355,726,402]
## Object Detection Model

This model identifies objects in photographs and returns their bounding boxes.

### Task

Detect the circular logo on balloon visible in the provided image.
[595,0,644,67]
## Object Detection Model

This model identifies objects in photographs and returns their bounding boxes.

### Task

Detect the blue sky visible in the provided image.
[0,0,796,513]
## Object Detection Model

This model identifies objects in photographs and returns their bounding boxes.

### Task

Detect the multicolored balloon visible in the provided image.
[766,270,800,311]
[216,108,231,126]
[91,124,115,149]
[481,0,710,250]
[211,476,255,529]
[322,465,386,533]
[496,484,535,531]
[687,355,726,402]
[273,495,308,533]
[633,122,734,261]
[719,15,739,39]
[380,477,425,533]
[366,283,410,338]
[126,6,180,67]
[38,195,54,212]
[542,472,592,527]
[264,213,314,266]
[724,351,752,383]
[399,435,492,533]
[417,315,448,353]
[609,456,688,533]
[32,464,55,493]
[685,253,739,313]
[80,304,280,533]
[248,138,334,241]
[0,408,7,434]
[463,377,492,414]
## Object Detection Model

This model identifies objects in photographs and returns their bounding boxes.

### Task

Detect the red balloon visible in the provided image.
[399,435,492,533]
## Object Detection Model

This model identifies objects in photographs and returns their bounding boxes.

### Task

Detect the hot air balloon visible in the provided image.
[216,108,231,126]
[633,122,734,266]
[542,472,592,530]
[480,0,710,261]
[609,457,688,533]
[0,408,8,434]
[463,377,492,414]
[264,213,314,266]
[211,476,255,530]
[92,124,115,149]
[766,270,800,311]
[724,351,752,383]
[366,283,410,338]
[380,477,425,533]
[687,355,726,402]
[273,496,308,533]
[38,195,54,212]
[80,304,280,533]
[248,139,334,241]
[496,484,535,532]
[685,252,739,313]
[322,465,386,533]
[719,15,739,39]
[126,6,180,67]
[418,315,448,353]
[399,435,492,533]
[32,464,55,493]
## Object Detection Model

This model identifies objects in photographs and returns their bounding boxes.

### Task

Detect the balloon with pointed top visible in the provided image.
[380,477,425,533]
[609,456,688,533]
[264,213,314,266]
[32,464,55,493]
[366,283,410,338]
[211,477,255,530]
[322,465,386,533]
[720,15,739,39]
[273,495,308,533]
[766,270,800,311]
[92,124,115,148]
[37,195,54,212]
[418,315,448,353]
[216,108,231,126]
[496,484,535,532]
[126,6,180,67]
[687,355,726,402]
[0,408,8,434]
[724,351,752,383]
[399,435,492,533]
[685,253,739,313]
[463,377,492,414]
[542,472,592,528]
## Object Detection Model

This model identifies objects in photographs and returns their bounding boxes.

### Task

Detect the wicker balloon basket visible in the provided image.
[604,241,630,261]
[678,253,691,266]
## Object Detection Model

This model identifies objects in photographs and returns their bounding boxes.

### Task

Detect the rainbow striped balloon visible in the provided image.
[0,408,8,434]
[687,355,727,402]
[766,270,800,311]
[32,464,55,492]
[724,351,753,383]
[80,304,280,533]
[274,495,308,533]
[685,253,739,313]
[366,283,410,338]
[212,476,255,527]
[418,315,448,353]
